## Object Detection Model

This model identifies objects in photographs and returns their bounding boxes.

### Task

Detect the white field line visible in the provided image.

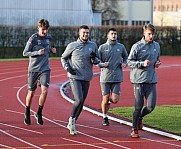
[0,129,43,149]
[62,137,108,149]
[60,75,181,141]
[0,143,16,149]
[16,82,131,149]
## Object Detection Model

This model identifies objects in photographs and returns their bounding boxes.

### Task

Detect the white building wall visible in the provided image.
[118,0,153,25]
[132,1,152,20]
[0,0,95,26]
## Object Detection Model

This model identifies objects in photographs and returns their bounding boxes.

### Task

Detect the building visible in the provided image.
[0,0,154,27]
[0,0,97,26]
[92,0,153,26]
[121,0,153,26]
[153,0,181,28]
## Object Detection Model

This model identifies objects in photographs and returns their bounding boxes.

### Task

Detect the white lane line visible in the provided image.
[5,109,24,115]
[42,117,131,149]
[60,80,181,142]
[77,130,131,149]
[53,119,110,132]
[17,83,131,149]
[0,144,15,149]
[0,129,43,149]
[0,75,27,82]
[0,70,27,75]
[62,137,108,149]
[0,122,43,135]
[142,137,181,148]
[0,74,66,82]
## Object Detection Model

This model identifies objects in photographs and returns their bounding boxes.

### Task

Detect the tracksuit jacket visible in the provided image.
[61,38,99,81]
[23,33,52,72]
[98,39,128,83]
[127,37,161,84]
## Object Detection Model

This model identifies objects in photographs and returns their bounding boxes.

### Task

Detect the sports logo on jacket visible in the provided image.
[46,39,50,44]
[37,40,41,45]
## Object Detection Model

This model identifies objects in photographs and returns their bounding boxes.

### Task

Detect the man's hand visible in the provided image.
[67,67,76,75]
[155,61,161,68]
[90,51,96,61]
[121,63,127,68]
[38,48,45,55]
[51,48,56,53]
[104,62,109,68]
[144,60,150,67]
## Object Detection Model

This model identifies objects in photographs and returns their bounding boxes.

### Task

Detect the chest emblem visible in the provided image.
[37,40,41,45]
[46,39,50,44]
[89,48,92,52]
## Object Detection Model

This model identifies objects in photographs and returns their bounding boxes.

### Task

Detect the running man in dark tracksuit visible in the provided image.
[23,19,56,125]
[98,28,128,126]
[127,24,161,138]
[61,25,106,135]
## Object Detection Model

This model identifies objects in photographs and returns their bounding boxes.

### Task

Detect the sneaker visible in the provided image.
[67,117,77,135]
[24,113,31,125]
[131,128,139,138]
[102,117,109,126]
[138,118,143,130]
[34,113,43,125]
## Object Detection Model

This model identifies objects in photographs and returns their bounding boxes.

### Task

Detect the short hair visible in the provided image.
[143,23,155,33]
[79,25,89,30]
[108,28,117,34]
[38,19,49,29]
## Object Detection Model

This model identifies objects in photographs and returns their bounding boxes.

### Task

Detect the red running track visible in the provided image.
[0,56,181,149]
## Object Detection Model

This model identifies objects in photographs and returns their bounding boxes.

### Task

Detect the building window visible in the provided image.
[176,4,178,11]
[171,5,174,11]
[154,6,156,11]
[167,5,169,11]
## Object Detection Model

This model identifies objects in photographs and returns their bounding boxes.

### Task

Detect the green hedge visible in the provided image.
[0,25,180,58]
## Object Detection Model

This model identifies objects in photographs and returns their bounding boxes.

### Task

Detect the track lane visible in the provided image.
[0,57,180,149]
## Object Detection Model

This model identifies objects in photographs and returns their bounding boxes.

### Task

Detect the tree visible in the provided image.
[91,0,121,25]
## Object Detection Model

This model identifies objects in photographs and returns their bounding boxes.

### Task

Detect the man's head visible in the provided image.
[143,23,155,43]
[78,25,89,42]
[38,19,49,37]
[107,28,117,41]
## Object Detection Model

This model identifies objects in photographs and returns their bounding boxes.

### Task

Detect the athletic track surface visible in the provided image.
[0,56,181,149]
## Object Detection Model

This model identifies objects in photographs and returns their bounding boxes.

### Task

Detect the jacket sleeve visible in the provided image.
[23,36,40,57]
[90,43,101,65]
[97,45,106,68]
[61,44,74,70]
[122,45,128,65]
[127,44,144,68]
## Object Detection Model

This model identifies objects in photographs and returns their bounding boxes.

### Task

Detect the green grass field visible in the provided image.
[109,105,181,135]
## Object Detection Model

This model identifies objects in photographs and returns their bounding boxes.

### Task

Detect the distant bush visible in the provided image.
[0,25,180,58]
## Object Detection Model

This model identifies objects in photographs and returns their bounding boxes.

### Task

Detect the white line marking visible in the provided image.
[0,129,43,149]
[60,79,181,141]
[0,122,43,135]
[5,109,24,115]
[142,137,181,148]
[0,144,15,149]
[16,83,131,149]
[0,75,27,82]
[76,131,131,149]
[53,119,110,132]
[0,70,27,75]
[62,137,108,149]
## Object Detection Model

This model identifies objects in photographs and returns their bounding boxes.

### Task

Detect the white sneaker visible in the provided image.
[67,117,77,135]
